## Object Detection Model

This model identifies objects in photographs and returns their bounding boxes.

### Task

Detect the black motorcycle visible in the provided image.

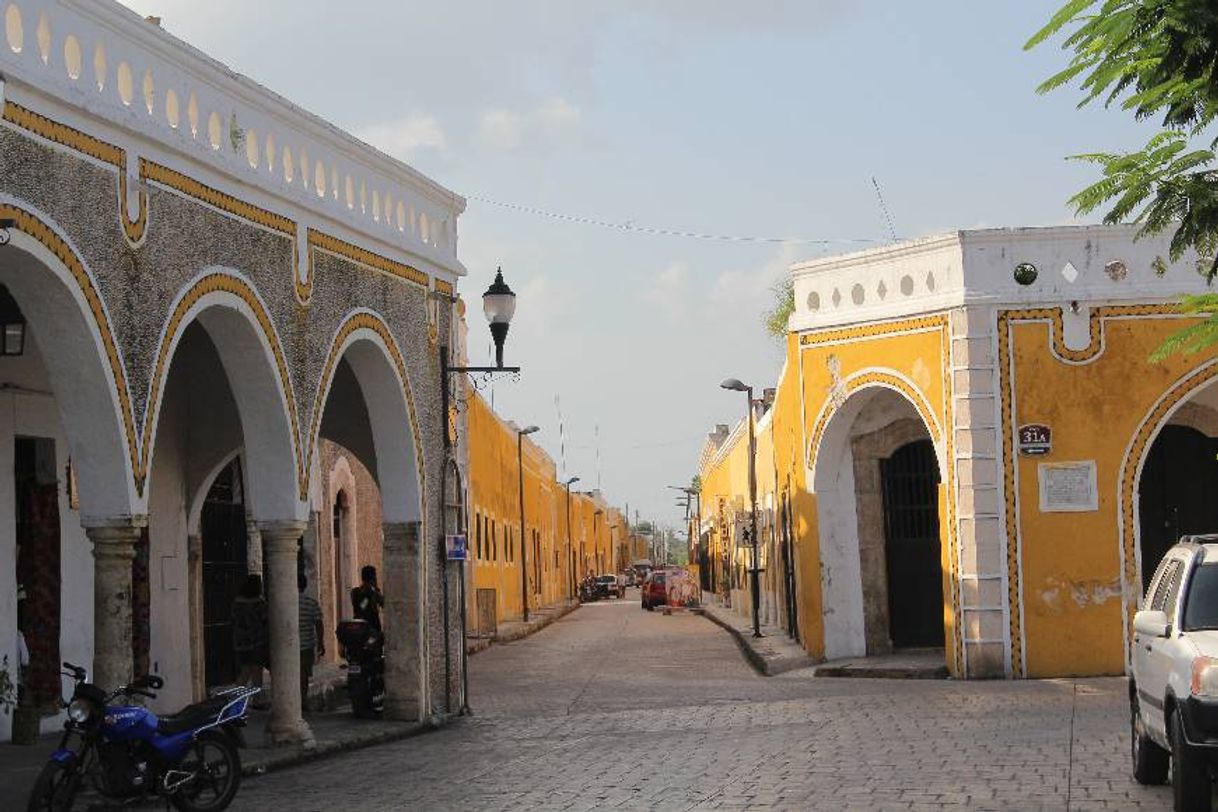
[336,619,385,718]
[27,662,256,812]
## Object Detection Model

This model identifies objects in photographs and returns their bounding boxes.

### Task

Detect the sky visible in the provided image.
[118,0,1161,528]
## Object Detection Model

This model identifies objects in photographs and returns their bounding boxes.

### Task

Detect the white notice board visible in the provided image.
[1037,461,1098,513]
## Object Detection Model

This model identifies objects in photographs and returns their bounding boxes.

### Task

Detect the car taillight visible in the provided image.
[1191,657,1218,697]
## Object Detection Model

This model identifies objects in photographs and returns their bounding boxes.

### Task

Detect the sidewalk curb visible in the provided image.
[466,600,580,654]
[694,607,816,677]
[243,719,440,778]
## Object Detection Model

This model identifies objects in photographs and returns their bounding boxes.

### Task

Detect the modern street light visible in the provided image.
[721,377,763,639]
[517,425,540,622]
[437,267,523,716]
[563,476,580,599]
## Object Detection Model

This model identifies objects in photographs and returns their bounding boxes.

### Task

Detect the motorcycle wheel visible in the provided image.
[170,731,241,812]
[26,761,81,812]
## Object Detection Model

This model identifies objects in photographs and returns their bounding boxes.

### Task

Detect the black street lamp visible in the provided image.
[482,268,516,369]
[563,476,580,599]
[517,424,540,622]
[437,267,523,717]
[721,377,763,639]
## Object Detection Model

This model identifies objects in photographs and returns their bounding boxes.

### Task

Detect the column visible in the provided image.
[261,520,314,748]
[86,518,146,692]
[382,521,422,721]
[245,518,263,575]
[187,534,204,701]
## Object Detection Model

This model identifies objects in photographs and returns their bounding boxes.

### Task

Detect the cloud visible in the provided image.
[707,242,802,316]
[641,261,691,319]
[355,114,446,161]
[474,98,583,151]
[476,110,526,150]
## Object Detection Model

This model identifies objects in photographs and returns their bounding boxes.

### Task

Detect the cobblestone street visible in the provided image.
[234,594,1170,811]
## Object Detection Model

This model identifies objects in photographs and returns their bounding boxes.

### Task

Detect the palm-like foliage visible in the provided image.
[1029,1,1218,356]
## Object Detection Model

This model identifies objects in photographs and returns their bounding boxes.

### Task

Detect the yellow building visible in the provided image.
[464,390,632,635]
[465,391,568,633]
[697,225,1216,678]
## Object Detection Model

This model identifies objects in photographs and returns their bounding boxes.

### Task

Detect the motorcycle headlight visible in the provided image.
[1192,657,1218,697]
[67,698,93,724]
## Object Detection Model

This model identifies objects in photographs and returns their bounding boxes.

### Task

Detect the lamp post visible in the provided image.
[438,267,522,716]
[517,425,540,622]
[721,377,763,639]
[563,476,580,599]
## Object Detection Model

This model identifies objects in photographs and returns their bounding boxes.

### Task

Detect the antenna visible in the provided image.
[595,423,602,491]
[871,176,898,243]
[555,394,566,479]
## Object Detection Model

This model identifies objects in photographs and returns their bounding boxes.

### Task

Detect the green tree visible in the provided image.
[762,276,795,342]
[1028,1,1218,356]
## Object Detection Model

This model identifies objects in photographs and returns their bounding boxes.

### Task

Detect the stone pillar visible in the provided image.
[187,534,205,701]
[261,521,314,748]
[382,521,422,721]
[245,518,263,575]
[86,518,146,692]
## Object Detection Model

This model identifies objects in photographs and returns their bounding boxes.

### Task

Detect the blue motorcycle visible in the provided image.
[27,662,258,812]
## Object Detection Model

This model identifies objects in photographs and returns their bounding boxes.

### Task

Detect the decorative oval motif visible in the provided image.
[1014,262,1038,286]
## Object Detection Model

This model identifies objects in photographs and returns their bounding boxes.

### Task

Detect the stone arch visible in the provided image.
[186,448,244,537]
[809,378,949,662]
[143,269,305,522]
[307,310,424,525]
[1121,359,1218,652]
[0,200,138,519]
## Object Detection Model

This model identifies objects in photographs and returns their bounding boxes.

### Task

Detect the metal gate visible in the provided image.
[1138,424,1218,592]
[880,439,944,649]
[201,460,248,688]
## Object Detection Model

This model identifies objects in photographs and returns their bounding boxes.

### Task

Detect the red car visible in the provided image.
[640,570,667,611]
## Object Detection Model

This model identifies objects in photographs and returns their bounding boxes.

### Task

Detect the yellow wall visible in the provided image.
[699,319,959,673]
[1000,306,1205,677]
[466,391,572,627]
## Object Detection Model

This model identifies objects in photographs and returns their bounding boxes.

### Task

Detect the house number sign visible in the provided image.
[1018,424,1051,456]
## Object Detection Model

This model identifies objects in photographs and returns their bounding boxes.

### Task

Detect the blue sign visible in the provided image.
[446,534,468,561]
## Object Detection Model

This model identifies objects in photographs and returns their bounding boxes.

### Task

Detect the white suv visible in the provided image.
[1131,537,1218,811]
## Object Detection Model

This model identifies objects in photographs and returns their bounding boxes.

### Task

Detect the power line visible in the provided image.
[467,194,892,246]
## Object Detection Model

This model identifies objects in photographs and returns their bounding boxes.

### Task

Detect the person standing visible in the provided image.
[231,574,269,708]
[350,565,383,632]
[298,575,323,713]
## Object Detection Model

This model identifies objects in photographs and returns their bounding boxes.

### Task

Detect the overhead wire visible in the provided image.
[466,194,893,246]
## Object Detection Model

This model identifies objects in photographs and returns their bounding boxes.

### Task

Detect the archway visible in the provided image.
[0,214,138,740]
[143,272,305,732]
[1136,382,1218,594]
[311,313,425,720]
[811,383,947,661]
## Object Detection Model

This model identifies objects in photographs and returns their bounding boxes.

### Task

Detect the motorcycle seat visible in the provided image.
[156,696,232,736]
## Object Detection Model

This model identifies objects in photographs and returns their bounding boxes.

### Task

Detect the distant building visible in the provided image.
[698,225,1213,678]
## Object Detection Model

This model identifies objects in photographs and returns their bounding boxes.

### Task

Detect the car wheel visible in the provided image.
[1171,710,1212,812]
[1131,691,1169,785]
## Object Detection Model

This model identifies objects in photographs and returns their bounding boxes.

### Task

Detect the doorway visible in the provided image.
[1138,424,1218,593]
[880,439,944,649]
[200,459,248,689]
[14,436,60,710]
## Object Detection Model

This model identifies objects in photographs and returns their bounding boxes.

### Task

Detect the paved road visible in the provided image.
[234,592,1171,811]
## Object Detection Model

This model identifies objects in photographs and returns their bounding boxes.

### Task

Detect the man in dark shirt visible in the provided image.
[350,565,384,631]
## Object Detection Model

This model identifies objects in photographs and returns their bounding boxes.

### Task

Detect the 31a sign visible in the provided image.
[1018,424,1051,456]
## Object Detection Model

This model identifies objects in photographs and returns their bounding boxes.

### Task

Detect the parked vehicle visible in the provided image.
[641,570,668,610]
[336,618,385,718]
[27,663,255,812]
[579,575,600,603]
[596,574,624,600]
[1130,536,1218,811]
